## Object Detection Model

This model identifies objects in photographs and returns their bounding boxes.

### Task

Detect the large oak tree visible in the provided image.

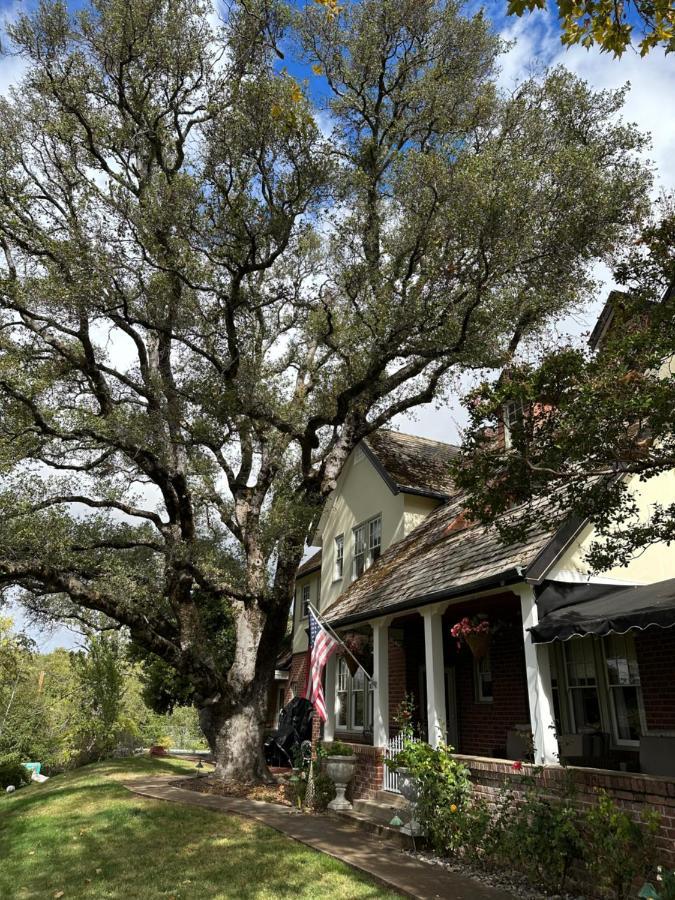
[0,0,651,780]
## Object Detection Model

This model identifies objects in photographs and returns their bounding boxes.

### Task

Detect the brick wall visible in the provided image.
[339,742,385,801]
[636,628,675,731]
[457,754,675,870]
[285,651,309,705]
[453,613,530,757]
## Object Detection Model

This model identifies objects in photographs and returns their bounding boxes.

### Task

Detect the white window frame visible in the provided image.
[474,654,493,704]
[300,583,311,619]
[562,637,605,735]
[601,634,647,748]
[503,400,520,450]
[352,514,382,581]
[557,636,647,749]
[335,657,373,733]
[334,534,344,581]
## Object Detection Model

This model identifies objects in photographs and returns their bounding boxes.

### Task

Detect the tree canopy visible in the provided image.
[0,0,652,778]
[452,197,675,572]
[507,0,675,57]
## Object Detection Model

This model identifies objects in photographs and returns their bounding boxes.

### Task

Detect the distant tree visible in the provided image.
[0,0,651,781]
[72,633,127,760]
[508,0,675,57]
[452,198,675,572]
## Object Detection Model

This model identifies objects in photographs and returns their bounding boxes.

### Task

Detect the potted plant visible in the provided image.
[384,738,430,836]
[320,741,357,811]
[450,615,491,659]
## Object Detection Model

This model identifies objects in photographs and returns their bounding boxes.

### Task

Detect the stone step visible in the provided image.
[353,796,410,826]
[374,789,407,808]
[331,808,416,849]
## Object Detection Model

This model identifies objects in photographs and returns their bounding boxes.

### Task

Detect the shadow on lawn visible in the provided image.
[0,762,393,899]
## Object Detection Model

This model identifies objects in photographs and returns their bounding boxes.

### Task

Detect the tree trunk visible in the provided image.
[199,692,271,783]
[197,595,289,783]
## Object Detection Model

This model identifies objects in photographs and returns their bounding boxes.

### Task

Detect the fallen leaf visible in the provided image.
[53,892,64,899]
[95,868,102,875]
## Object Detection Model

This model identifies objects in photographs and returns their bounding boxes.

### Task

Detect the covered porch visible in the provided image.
[322,578,675,787]
[323,583,556,766]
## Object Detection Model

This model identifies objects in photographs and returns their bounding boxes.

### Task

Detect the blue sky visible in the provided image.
[1,0,673,648]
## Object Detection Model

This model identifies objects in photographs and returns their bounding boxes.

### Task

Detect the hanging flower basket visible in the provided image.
[341,631,372,675]
[450,615,491,658]
[465,630,490,659]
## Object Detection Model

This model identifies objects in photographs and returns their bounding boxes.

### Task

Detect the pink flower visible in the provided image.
[512,761,523,772]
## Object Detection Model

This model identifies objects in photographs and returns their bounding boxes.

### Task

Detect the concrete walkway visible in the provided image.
[122,776,516,900]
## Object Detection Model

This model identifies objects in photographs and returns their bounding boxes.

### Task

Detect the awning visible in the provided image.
[531,578,675,643]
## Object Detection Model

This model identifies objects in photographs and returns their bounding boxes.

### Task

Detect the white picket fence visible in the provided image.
[382,733,420,793]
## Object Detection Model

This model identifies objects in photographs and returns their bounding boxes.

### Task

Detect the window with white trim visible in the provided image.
[474,654,493,703]
[335,657,373,731]
[352,515,381,580]
[334,534,344,580]
[563,639,603,733]
[301,583,310,619]
[603,634,644,744]
[503,400,521,449]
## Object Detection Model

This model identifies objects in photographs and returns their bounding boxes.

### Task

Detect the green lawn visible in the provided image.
[0,756,400,900]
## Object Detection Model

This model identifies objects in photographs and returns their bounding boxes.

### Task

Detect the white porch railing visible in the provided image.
[382,733,420,793]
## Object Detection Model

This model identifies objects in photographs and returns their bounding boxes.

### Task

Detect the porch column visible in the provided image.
[371,617,392,747]
[323,653,337,743]
[516,584,559,766]
[422,606,447,748]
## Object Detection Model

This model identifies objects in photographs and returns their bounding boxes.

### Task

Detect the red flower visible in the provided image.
[512,760,523,772]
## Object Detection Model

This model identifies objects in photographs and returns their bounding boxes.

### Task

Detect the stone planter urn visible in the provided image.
[325,755,357,811]
[396,767,423,836]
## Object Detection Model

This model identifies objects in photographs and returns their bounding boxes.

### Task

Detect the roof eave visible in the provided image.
[328,567,524,628]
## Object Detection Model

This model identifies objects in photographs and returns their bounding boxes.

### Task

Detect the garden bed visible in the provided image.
[178,774,292,806]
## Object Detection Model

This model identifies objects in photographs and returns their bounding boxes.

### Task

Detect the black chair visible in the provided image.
[263,697,314,767]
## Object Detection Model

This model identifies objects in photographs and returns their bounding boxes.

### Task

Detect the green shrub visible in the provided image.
[489,777,583,893]
[0,753,32,789]
[397,742,472,853]
[584,791,660,899]
[318,741,353,757]
[311,772,336,811]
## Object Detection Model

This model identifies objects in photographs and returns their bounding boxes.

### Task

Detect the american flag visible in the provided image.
[305,607,339,722]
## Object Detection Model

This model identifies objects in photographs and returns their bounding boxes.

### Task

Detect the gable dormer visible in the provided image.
[307,429,459,618]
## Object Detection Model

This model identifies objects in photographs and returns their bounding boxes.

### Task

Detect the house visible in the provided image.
[277,315,675,863]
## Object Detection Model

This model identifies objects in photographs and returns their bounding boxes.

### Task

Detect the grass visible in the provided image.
[0,756,401,900]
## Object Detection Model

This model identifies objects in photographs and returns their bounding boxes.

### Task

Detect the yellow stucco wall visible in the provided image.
[291,444,443,651]
[548,468,675,584]
[317,446,406,615]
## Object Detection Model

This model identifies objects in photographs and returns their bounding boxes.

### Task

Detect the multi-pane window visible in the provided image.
[334,534,344,580]
[604,634,643,743]
[563,639,602,732]
[336,657,350,729]
[503,400,521,449]
[301,584,311,618]
[475,654,493,703]
[352,515,382,580]
[335,657,373,731]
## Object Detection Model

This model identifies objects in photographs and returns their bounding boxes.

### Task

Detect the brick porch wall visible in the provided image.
[457,755,675,869]
[339,742,385,801]
[635,628,675,731]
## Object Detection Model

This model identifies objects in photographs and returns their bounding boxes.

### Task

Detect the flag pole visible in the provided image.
[308,601,375,684]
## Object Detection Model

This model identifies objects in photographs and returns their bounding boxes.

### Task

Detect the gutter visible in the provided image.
[328,567,524,628]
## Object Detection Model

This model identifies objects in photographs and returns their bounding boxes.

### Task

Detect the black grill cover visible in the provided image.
[531,578,675,643]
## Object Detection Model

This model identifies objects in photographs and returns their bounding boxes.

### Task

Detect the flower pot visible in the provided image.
[325,755,357,811]
[465,631,490,659]
[396,767,423,836]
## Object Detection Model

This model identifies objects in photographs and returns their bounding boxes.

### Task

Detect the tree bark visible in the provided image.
[199,693,271,783]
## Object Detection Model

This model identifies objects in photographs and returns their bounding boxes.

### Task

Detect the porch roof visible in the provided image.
[531,577,675,643]
[324,494,558,627]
